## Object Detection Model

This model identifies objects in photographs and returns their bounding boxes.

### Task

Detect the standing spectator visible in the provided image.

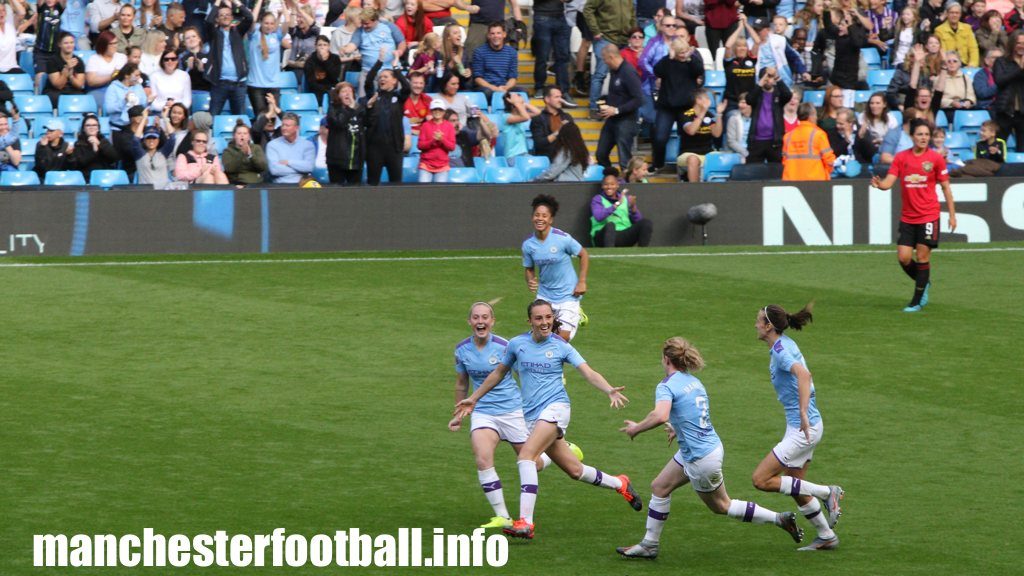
[725,92,752,159]
[417,99,456,182]
[782,101,835,180]
[534,121,589,181]
[324,82,365,185]
[341,8,406,98]
[151,49,192,111]
[69,113,119,179]
[705,0,740,52]
[975,11,1008,56]
[252,92,282,148]
[994,30,1024,151]
[0,113,22,172]
[132,116,177,186]
[935,2,980,67]
[174,129,229,183]
[920,0,946,33]
[974,47,1002,110]
[965,0,988,30]
[205,0,253,116]
[0,3,27,72]
[471,22,518,100]
[395,0,433,46]
[676,91,725,182]
[59,0,87,50]
[43,33,87,108]
[266,112,315,183]
[160,3,188,50]
[590,168,653,247]
[306,35,343,105]
[822,8,868,93]
[442,24,474,90]
[677,0,706,37]
[87,0,122,37]
[178,26,212,96]
[651,37,703,172]
[636,0,663,32]
[364,57,411,184]
[501,91,540,160]
[792,0,824,44]
[865,0,895,59]
[740,0,778,21]
[113,5,146,54]
[247,0,290,115]
[745,66,792,163]
[570,0,594,97]
[639,15,680,126]
[583,0,635,114]
[723,18,759,114]
[285,4,320,82]
[532,0,572,103]
[595,44,642,169]
[404,72,432,135]
[891,7,921,67]
[221,122,268,184]
[330,6,361,57]
[411,32,444,92]
[138,0,164,30]
[464,0,522,65]
[34,119,75,178]
[34,0,65,93]
[530,86,574,159]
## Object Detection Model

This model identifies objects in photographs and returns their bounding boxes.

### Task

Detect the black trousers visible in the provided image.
[111,128,137,177]
[996,112,1024,152]
[593,219,654,248]
[747,140,783,163]
[365,145,403,185]
[328,162,362,185]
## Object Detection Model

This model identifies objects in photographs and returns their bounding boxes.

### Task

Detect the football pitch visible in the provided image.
[3,243,1022,575]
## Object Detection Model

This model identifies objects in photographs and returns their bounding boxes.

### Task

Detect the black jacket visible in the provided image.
[653,53,704,110]
[325,103,366,169]
[34,138,74,177]
[826,127,876,163]
[529,109,573,158]
[204,5,253,83]
[70,136,119,178]
[364,60,411,153]
[823,12,868,89]
[993,56,1024,117]
[745,81,792,148]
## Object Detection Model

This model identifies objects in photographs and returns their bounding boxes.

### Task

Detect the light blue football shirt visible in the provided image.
[501,332,584,421]
[247,29,282,88]
[656,372,722,462]
[769,334,822,428]
[454,334,523,416]
[521,228,583,304]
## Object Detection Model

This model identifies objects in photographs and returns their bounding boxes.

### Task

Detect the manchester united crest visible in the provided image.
[922,161,933,173]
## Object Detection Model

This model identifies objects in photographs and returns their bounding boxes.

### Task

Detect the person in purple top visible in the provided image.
[589,167,653,247]
[744,66,792,163]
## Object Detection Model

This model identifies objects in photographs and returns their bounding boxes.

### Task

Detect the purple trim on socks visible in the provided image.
[481,481,502,493]
[592,470,604,486]
[791,478,802,497]
[743,501,756,522]
[648,509,669,521]
[804,508,821,520]
[521,484,538,494]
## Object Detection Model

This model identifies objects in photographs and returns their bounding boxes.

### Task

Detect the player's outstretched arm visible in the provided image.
[620,401,672,439]
[577,363,628,407]
[871,173,897,191]
[453,363,510,419]
[941,181,957,232]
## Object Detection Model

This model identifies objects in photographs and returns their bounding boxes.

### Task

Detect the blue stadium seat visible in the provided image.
[408,135,419,155]
[472,156,507,178]
[854,90,872,105]
[299,113,323,136]
[1,73,33,96]
[74,50,96,63]
[703,152,742,182]
[402,156,419,169]
[944,131,973,161]
[18,51,34,75]
[1006,152,1024,163]
[952,110,991,139]
[861,48,882,71]
[665,135,680,163]
[704,70,726,100]
[58,94,98,116]
[889,110,902,126]
[514,155,551,181]
[464,91,489,112]
[280,92,320,113]
[192,92,211,113]
[963,67,981,82]
[19,137,38,170]
[344,71,360,85]
[44,170,87,186]
[1,171,40,186]
[402,165,419,182]
[98,116,111,137]
[15,95,54,128]
[484,166,524,183]
[312,166,329,184]
[867,69,895,92]
[935,113,949,128]
[490,91,506,112]
[89,169,130,188]
[276,72,299,93]
[448,167,481,182]
[583,164,604,181]
[802,90,825,107]
[213,114,250,135]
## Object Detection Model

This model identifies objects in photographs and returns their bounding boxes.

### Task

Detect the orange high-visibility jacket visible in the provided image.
[782,121,836,181]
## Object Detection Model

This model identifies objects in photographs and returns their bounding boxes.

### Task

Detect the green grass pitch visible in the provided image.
[2,244,1022,575]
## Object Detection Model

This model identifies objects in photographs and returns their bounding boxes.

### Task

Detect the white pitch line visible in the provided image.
[0,246,1021,269]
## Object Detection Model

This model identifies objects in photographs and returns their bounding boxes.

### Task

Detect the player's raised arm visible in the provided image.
[576,363,628,407]
[620,401,671,439]
[453,363,510,419]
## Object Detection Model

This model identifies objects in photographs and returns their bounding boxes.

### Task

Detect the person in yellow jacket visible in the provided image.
[782,103,836,181]
[934,2,980,67]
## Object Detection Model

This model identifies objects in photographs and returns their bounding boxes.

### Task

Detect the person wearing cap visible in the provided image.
[417,99,456,182]
[69,114,120,180]
[267,112,316,184]
[131,108,178,185]
[34,119,75,179]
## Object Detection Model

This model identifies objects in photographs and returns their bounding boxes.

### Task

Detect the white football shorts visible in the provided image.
[772,420,824,469]
[470,409,529,444]
[673,443,725,493]
[550,300,580,340]
[526,402,571,437]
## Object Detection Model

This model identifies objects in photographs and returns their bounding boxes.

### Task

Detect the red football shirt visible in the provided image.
[888,148,949,224]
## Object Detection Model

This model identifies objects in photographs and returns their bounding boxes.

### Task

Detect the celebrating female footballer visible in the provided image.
[751,303,845,551]
[448,302,583,530]
[454,299,642,540]
[522,195,589,341]
[871,118,957,312]
[615,338,803,559]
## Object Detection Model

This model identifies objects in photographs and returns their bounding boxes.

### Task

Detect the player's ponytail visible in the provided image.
[662,337,705,373]
[763,302,815,333]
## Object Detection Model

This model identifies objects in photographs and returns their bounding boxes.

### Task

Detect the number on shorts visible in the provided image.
[695,396,710,428]
[925,222,934,236]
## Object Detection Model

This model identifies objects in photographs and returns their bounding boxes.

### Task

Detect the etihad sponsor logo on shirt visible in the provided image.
[520,361,554,370]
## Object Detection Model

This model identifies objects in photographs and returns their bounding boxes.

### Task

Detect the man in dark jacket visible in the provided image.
[205,0,253,115]
[595,44,642,169]
[994,30,1024,152]
[364,59,411,185]
[34,119,74,179]
[745,66,792,163]
[530,87,574,158]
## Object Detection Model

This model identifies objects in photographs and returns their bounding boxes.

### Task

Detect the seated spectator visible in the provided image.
[106,64,151,130]
[151,49,192,111]
[437,72,471,125]
[325,82,366,185]
[0,3,27,74]
[131,111,178,186]
[305,35,343,105]
[416,99,456,182]
[69,114,119,179]
[177,26,211,95]
[34,119,75,178]
[782,102,836,180]
[471,22,518,100]
[623,156,649,183]
[907,85,945,127]
[879,107,919,163]
[827,108,877,175]
[442,23,474,90]
[221,122,269,185]
[44,33,87,108]
[160,3,187,50]
[974,48,1001,110]
[248,0,290,115]
[312,118,328,172]
[533,121,588,181]
[931,126,962,168]
[1006,0,1024,34]
[174,129,229,184]
[501,91,540,161]
[404,72,432,135]
[456,105,498,166]
[865,0,895,59]
[139,31,167,76]
[0,112,22,172]
[622,27,644,76]
[677,90,725,182]
[940,51,976,112]
[819,85,845,132]
[285,4,320,82]
[965,0,988,30]
[529,86,574,159]
[934,2,980,67]
[252,93,283,148]
[138,0,163,31]
[976,10,1009,55]
[791,0,824,44]
[725,92,752,159]
[267,112,315,183]
[411,32,444,92]
[395,0,433,46]
[952,120,1007,176]
[161,101,192,157]
[113,4,146,55]
[858,92,898,146]
[783,88,801,133]
[589,167,653,248]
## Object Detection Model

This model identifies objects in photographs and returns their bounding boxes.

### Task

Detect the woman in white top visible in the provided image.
[139,31,166,76]
[438,72,471,126]
[85,31,128,89]
[857,92,898,144]
[0,4,26,73]
[150,49,192,111]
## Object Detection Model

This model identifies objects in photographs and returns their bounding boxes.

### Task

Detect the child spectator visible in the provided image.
[951,120,1007,176]
[417,99,456,182]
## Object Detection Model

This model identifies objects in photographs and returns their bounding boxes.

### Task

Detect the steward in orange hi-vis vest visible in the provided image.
[782,105,836,181]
